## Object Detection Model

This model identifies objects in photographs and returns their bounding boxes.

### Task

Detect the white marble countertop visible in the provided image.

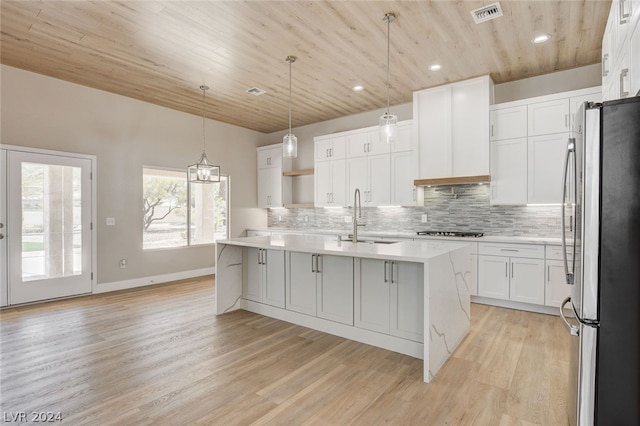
[246,227,564,245]
[219,234,472,263]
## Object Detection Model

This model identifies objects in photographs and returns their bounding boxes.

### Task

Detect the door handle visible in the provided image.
[561,138,576,285]
[560,297,579,336]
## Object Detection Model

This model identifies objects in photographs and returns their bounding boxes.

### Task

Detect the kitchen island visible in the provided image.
[215,234,473,382]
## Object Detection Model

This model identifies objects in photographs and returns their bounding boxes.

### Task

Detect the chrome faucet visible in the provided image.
[353,188,365,242]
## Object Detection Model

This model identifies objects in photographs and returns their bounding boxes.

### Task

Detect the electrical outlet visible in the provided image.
[344,216,351,223]
[304,215,308,222]
[106,217,116,226]
[119,259,127,269]
[278,215,282,222]
[421,214,428,223]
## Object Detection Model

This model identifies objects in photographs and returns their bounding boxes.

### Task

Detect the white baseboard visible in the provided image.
[94,267,215,294]
[471,296,570,316]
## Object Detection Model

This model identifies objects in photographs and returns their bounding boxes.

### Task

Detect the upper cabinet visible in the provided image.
[490,87,601,206]
[414,76,494,180]
[256,144,291,208]
[315,120,416,208]
[602,0,640,100]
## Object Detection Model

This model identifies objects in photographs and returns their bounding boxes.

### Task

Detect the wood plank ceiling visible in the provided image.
[1,1,610,134]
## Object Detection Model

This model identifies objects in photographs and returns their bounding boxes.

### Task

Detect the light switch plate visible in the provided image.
[106,217,116,226]
[421,214,428,223]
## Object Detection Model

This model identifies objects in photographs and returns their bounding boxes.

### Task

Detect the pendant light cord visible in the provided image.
[386,15,391,113]
[200,85,208,154]
[288,58,292,134]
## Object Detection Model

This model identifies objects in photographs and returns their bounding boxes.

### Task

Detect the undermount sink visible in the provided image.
[341,238,397,245]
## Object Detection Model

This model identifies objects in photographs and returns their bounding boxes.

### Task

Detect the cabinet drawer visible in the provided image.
[479,243,544,259]
[546,244,574,260]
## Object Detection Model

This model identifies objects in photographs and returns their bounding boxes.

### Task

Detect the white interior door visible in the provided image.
[7,150,93,305]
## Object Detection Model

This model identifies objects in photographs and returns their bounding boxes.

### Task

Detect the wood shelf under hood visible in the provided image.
[414,175,491,186]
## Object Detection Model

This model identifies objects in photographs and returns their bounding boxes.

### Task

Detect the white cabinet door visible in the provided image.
[286,252,317,316]
[368,130,391,156]
[263,249,285,308]
[368,154,391,206]
[346,131,369,158]
[347,156,368,207]
[510,258,545,305]
[316,254,354,325]
[490,105,527,141]
[315,137,333,162]
[490,138,527,205]
[528,99,570,136]
[478,255,510,300]
[389,261,423,342]
[391,122,413,153]
[545,259,572,308]
[243,248,262,302]
[527,133,570,204]
[257,167,282,208]
[630,18,640,97]
[354,258,390,334]
[415,85,452,179]
[315,161,331,207]
[390,151,415,206]
[257,146,282,169]
[451,78,490,177]
[330,159,346,207]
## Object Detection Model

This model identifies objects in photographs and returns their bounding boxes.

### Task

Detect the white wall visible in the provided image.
[1,65,267,286]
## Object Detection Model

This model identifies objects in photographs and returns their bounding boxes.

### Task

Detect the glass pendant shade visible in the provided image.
[188,85,220,183]
[188,152,220,183]
[380,111,397,144]
[379,12,397,144]
[283,55,297,158]
[283,133,298,158]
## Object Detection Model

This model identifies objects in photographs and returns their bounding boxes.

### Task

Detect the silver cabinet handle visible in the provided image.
[505,262,508,277]
[326,193,330,203]
[263,249,267,265]
[311,254,316,272]
[511,262,514,278]
[390,261,395,284]
[602,54,609,77]
[547,265,551,282]
[326,149,329,158]
[620,68,630,97]
[412,187,416,201]
[491,124,494,137]
[316,254,320,273]
[565,114,568,128]
[363,144,367,153]
[367,143,371,152]
[384,261,388,283]
[620,0,630,23]
[501,249,518,252]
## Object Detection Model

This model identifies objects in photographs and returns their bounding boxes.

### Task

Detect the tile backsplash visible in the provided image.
[266,184,562,237]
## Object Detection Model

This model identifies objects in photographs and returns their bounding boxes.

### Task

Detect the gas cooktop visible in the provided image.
[416,230,484,238]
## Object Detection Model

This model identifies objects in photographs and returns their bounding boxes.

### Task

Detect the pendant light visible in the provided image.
[379,12,397,144]
[188,85,220,183]
[283,55,298,158]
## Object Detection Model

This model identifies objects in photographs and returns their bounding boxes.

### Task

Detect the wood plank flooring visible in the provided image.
[0,277,570,425]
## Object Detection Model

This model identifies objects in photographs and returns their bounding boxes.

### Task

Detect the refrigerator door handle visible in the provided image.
[560,297,580,336]
[561,138,576,285]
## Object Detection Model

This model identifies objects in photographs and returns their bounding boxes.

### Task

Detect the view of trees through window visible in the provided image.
[143,168,228,250]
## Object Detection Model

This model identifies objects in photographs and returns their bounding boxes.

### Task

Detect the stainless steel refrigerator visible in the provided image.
[560,96,640,425]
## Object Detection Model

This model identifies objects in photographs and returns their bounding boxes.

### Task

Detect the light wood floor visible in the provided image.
[0,277,570,425]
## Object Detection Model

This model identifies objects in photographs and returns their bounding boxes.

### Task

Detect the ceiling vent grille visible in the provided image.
[471,2,503,24]
[246,87,266,96]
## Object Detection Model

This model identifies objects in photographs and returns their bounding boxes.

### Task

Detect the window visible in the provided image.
[143,168,228,250]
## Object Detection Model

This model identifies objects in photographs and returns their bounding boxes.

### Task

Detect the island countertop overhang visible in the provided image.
[217,234,471,263]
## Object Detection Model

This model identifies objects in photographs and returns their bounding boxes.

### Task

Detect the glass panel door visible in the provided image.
[7,151,92,305]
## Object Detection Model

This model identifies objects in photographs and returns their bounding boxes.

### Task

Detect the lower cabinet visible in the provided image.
[477,243,545,305]
[286,251,354,325]
[354,258,423,342]
[545,245,573,308]
[243,247,285,308]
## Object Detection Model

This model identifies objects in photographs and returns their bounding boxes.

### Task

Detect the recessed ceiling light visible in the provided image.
[531,34,551,44]
[429,64,442,71]
[352,85,365,92]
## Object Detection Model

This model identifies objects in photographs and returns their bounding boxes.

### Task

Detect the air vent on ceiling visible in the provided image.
[471,2,503,24]
[246,87,266,96]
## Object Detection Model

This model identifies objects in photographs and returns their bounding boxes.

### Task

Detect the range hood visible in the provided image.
[414,175,491,186]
